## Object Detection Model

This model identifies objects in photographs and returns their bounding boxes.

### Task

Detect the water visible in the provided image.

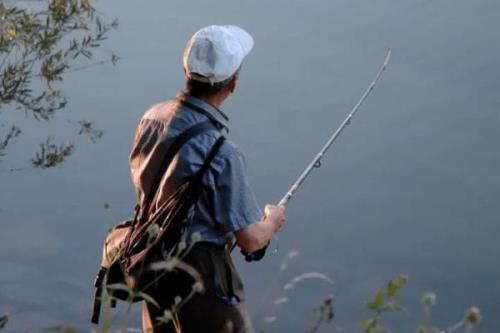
[1,0,499,331]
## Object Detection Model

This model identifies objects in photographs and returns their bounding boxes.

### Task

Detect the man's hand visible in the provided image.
[264,204,286,231]
[235,204,286,254]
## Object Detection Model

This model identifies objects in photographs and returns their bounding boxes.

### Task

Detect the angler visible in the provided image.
[129,25,285,333]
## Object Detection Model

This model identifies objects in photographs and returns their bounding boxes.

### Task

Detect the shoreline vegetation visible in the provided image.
[0,0,117,170]
[0,226,485,333]
[0,269,483,333]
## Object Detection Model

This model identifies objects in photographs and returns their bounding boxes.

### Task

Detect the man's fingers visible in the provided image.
[263,204,286,229]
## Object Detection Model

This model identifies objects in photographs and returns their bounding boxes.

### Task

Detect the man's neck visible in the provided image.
[199,93,227,109]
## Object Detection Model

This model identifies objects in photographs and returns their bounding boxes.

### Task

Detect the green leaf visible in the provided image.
[31,137,74,168]
[387,274,408,298]
[360,318,376,332]
[387,279,401,298]
[367,290,385,311]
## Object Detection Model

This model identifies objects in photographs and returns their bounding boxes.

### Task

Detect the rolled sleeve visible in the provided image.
[213,149,263,232]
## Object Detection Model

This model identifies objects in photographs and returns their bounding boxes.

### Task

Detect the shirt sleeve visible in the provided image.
[212,148,263,232]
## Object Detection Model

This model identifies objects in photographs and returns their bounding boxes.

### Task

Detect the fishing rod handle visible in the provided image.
[279,184,299,206]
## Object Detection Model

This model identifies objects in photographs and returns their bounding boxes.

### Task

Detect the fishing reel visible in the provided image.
[241,242,269,262]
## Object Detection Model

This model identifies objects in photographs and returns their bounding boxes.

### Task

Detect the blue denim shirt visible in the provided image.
[129,92,262,246]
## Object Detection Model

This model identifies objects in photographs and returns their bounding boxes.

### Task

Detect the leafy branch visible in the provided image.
[0,124,20,159]
[360,274,483,333]
[31,136,74,168]
[304,296,334,333]
[361,274,408,333]
[0,0,118,168]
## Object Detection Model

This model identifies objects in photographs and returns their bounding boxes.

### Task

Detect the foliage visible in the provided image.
[0,0,118,168]
[155,282,205,326]
[0,314,7,330]
[360,274,408,333]
[31,136,74,168]
[0,124,20,157]
[304,296,334,333]
[418,292,439,333]
[360,274,483,333]
[76,119,103,143]
[0,272,486,333]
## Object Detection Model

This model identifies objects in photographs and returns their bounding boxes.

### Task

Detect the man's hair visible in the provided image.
[184,70,239,97]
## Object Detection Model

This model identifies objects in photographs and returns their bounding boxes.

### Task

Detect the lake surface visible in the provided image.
[1,0,499,331]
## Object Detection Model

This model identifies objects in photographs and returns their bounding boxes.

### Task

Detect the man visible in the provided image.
[129,25,286,333]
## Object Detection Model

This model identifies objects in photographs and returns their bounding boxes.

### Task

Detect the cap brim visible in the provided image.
[225,25,254,57]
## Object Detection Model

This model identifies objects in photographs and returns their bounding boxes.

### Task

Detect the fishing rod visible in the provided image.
[240,49,391,261]
[278,49,392,206]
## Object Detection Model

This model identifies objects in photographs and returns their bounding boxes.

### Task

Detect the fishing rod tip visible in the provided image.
[383,48,392,67]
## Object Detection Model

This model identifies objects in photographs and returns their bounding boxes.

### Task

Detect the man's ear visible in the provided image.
[229,76,238,94]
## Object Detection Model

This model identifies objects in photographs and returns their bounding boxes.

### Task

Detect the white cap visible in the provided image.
[183,25,254,84]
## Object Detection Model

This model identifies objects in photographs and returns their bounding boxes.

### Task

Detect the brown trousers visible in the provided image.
[142,244,254,333]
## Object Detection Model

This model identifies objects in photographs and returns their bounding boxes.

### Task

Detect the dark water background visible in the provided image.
[1,0,499,331]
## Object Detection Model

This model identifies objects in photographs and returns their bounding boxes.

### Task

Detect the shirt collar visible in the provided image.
[176,91,229,132]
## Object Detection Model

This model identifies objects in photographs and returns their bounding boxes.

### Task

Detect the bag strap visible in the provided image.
[140,120,217,220]
[192,135,226,184]
[90,267,107,324]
